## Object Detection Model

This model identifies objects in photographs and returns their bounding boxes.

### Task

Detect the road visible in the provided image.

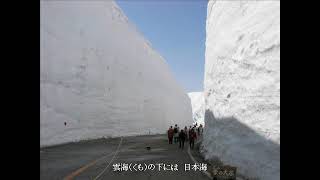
[40,134,210,180]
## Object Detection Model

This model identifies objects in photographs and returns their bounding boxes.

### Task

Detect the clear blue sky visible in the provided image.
[116,0,207,93]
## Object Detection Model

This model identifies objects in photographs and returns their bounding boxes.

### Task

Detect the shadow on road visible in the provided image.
[202,109,280,179]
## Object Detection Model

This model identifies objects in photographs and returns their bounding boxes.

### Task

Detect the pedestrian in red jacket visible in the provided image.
[167,126,174,144]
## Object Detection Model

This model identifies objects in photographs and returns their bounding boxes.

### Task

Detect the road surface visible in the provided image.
[40,134,210,180]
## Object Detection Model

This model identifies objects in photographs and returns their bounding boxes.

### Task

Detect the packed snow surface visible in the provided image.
[40,0,192,147]
[188,92,205,126]
[202,1,280,179]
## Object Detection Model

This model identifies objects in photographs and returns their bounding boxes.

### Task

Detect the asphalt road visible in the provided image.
[40,134,210,180]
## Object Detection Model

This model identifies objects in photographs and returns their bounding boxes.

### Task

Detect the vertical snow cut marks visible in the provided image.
[40,0,193,147]
[202,1,279,180]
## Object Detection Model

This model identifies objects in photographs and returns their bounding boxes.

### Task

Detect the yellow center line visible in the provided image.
[93,137,123,180]
[63,153,114,180]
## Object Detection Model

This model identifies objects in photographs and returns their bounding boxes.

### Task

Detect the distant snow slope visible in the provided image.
[202,1,280,180]
[40,0,192,147]
[188,92,205,126]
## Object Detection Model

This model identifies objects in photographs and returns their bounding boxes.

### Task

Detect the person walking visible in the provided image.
[184,126,189,142]
[189,128,197,149]
[167,126,174,144]
[173,124,179,143]
[198,124,203,136]
[188,126,192,142]
[179,130,186,149]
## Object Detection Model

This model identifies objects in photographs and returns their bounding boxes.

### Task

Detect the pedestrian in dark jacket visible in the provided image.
[198,124,203,136]
[173,124,179,143]
[184,126,189,142]
[189,128,197,149]
[179,130,186,149]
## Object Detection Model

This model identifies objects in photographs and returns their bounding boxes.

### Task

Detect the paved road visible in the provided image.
[40,134,210,180]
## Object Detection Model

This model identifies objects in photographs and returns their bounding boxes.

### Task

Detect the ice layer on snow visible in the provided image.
[188,92,205,126]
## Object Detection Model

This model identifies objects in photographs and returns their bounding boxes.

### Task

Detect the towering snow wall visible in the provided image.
[202,1,280,179]
[40,0,192,147]
[188,92,205,126]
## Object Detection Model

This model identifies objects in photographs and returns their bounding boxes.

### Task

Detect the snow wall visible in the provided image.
[188,92,205,126]
[40,0,193,147]
[202,1,280,180]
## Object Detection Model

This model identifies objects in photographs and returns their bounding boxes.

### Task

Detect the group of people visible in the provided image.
[167,123,203,150]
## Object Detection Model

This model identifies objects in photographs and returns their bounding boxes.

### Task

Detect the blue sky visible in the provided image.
[116,0,207,93]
